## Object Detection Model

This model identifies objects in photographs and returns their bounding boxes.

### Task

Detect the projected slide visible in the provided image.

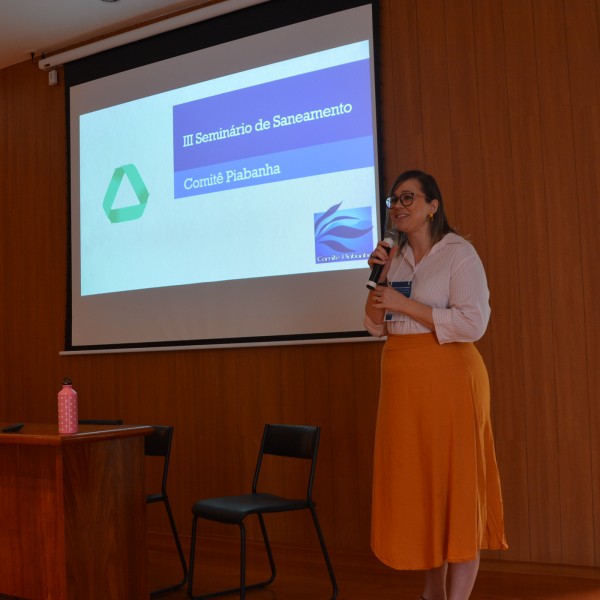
[79,42,377,297]
[68,2,380,349]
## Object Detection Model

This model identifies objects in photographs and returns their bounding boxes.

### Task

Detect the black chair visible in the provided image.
[78,419,124,425]
[188,423,338,600]
[146,425,189,597]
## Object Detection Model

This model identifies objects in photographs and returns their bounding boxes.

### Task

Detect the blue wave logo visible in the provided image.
[314,203,373,264]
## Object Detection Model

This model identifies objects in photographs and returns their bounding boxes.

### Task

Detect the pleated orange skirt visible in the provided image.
[371,333,508,570]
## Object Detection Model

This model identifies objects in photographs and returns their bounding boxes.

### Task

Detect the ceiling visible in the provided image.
[0,0,226,71]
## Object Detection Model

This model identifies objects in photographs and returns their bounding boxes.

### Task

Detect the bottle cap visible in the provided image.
[62,377,73,386]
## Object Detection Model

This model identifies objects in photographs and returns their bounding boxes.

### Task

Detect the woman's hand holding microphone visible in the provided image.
[367,242,408,314]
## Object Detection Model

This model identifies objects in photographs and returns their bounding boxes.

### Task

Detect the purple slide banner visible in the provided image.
[172,59,373,195]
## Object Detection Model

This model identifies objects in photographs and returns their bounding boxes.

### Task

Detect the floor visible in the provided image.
[1,536,597,598]
[148,537,600,600]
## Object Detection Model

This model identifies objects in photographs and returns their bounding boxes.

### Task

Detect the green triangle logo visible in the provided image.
[102,164,149,223]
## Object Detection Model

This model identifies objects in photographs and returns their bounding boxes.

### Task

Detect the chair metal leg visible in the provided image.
[188,515,199,599]
[166,496,189,583]
[187,516,277,600]
[150,497,189,597]
[256,513,276,587]
[239,523,246,600]
[150,496,189,597]
[309,506,339,600]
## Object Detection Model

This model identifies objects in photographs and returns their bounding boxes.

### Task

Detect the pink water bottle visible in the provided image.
[58,377,79,434]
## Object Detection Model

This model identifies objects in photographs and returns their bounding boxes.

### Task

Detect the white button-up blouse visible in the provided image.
[363,233,490,344]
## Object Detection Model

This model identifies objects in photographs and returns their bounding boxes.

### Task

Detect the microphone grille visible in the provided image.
[384,228,400,247]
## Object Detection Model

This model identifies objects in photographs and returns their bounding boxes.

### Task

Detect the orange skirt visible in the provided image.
[371,333,507,570]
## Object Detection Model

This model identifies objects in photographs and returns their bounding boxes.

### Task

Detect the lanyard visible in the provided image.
[388,244,432,284]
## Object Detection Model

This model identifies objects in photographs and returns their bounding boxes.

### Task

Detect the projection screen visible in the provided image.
[64,0,382,352]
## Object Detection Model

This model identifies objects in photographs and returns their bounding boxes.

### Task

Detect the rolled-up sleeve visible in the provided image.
[364,313,386,337]
[432,252,490,343]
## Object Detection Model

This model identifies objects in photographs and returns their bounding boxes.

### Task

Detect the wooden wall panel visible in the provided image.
[443,0,488,253]
[502,0,562,564]
[532,0,595,565]
[472,0,530,562]
[1,0,599,568]
[329,343,361,551]
[352,341,382,551]
[303,345,337,547]
[415,0,456,211]
[379,0,425,179]
[565,0,600,566]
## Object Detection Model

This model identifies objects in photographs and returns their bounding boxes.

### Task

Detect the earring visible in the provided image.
[428,213,434,221]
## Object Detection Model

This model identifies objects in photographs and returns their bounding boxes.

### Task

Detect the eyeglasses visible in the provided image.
[385,191,426,208]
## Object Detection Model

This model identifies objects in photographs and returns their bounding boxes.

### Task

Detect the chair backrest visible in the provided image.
[144,425,173,457]
[144,425,174,497]
[261,424,319,458]
[78,419,123,426]
[253,424,321,501]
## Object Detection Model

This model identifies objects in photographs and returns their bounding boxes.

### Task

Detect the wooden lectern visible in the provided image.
[0,423,153,599]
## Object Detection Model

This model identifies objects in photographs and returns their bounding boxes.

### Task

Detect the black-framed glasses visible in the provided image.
[385,191,425,208]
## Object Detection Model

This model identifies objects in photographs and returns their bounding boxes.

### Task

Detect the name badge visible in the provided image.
[384,281,412,322]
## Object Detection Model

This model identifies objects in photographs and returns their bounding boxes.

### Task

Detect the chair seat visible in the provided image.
[192,493,309,524]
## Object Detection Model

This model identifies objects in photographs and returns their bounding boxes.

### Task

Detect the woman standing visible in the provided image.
[365,170,507,600]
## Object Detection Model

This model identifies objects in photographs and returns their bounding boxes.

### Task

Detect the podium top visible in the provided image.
[0,423,154,446]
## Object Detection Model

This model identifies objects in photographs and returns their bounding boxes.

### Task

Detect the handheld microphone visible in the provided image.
[366,226,399,290]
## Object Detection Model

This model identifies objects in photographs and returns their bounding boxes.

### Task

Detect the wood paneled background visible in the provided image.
[0,0,599,568]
